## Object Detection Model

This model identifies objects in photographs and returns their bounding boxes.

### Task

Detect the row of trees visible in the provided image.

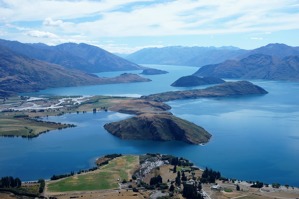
[200,168,221,183]
[182,183,203,199]
[170,157,194,167]
[0,176,21,188]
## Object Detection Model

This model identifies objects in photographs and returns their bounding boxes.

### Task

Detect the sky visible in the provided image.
[0,0,298,53]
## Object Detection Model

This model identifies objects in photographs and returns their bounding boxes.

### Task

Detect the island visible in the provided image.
[104,112,211,144]
[140,68,168,75]
[142,81,268,102]
[171,75,225,87]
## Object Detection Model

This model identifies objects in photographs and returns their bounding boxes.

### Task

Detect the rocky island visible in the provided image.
[104,112,211,144]
[171,75,225,87]
[143,81,268,102]
[140,68,168,75]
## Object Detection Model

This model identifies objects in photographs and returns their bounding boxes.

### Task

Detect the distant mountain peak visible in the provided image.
[0,39,142,73]
[264,43,291,48]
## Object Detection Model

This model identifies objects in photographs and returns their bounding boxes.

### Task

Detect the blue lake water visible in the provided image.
[1,65,299,186]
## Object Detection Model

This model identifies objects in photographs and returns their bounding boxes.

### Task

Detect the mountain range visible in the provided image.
[126,43,299,81]
[0,39,142,73]
[126,43,299,68]
[126,46,246,66]
[1,39,299,98]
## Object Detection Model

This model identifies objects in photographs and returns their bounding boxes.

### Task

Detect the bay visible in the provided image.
[1,65,299,186]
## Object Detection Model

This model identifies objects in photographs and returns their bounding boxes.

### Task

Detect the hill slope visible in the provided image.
[104,113,211,144]
[194,54,299,81]
[0,39,142,72]
[240,43,299,59]
[0,46,150,97]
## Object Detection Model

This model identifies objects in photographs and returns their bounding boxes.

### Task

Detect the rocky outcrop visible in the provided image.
[104,113,211,144]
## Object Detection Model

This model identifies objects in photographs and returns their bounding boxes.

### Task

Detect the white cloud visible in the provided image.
[0,0,298,52]
[43,18,64,27]
[61,0,299,37]
[0,0,153,22]
[26,30,58,38]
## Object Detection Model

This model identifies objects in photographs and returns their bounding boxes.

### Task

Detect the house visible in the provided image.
[211,184,221,191]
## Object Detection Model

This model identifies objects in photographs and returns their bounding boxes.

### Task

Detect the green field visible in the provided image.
[47,155,139,192]
[0,116,70,137]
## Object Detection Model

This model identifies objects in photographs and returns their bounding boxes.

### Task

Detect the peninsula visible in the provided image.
[142,81,268,102]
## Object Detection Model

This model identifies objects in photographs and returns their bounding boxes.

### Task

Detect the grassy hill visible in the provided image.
[104,113,211,144]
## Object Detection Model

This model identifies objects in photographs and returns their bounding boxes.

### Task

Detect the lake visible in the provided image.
[1,65,299,186]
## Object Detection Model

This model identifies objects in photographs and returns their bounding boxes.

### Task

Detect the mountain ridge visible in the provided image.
[0,46,150,97]
[194,53,299,81]
[126,46,246,66]
[0,39,143,73]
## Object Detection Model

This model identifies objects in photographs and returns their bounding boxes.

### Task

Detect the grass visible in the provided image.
[0,115,69,137]
[224,188,233,192]
[0,184,40,197]
[47,155,139,192]
[47,172,115,192]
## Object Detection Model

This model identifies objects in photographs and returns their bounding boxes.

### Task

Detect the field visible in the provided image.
[47,155,139,193]
[0,96,124,138]
[0,115,70,137]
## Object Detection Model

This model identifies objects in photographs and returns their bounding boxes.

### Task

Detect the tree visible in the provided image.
[175,171,181,186]
[181,171,187,181]
[38,179,45,193]
[169,184,175,192]
[272,183,281,188]
[251,181,263,188]
[197,182,202,191]
[0,176,21,188]
[150,175,162,186]
[171,157,179,165]
[183,183,203,199]
[200,168,221,184]
[14,178,21,188]
[173,165,177,173]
